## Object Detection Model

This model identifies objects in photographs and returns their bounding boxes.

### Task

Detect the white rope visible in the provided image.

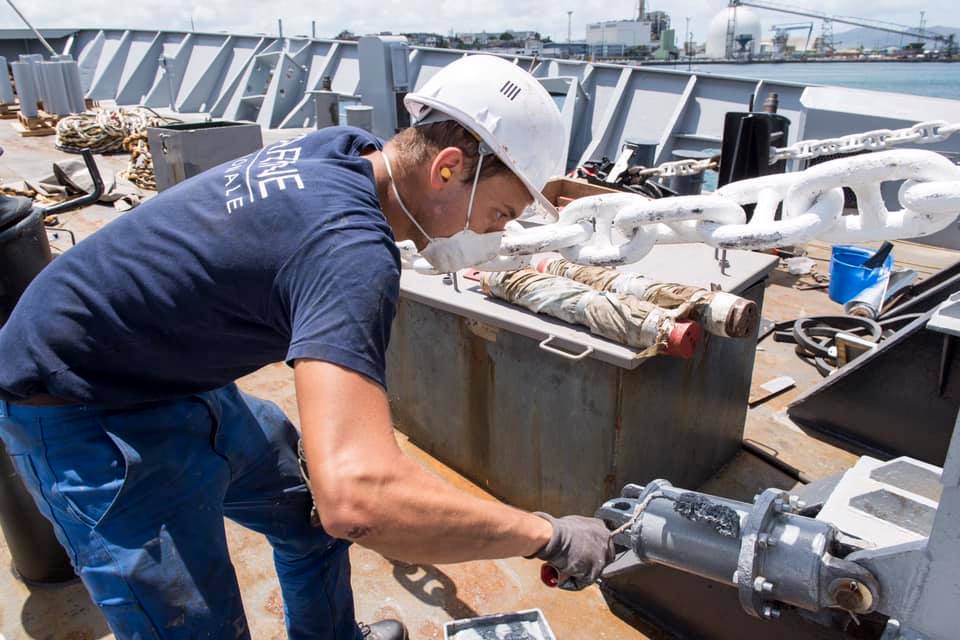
[55,107,166,154]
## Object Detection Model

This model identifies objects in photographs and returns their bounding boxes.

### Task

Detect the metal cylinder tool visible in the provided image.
[596,481,880,621]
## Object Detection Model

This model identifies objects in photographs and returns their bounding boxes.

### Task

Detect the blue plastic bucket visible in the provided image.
[828,245,894,304]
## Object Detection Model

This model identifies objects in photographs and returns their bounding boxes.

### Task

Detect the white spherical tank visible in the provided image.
[706,5,762,58]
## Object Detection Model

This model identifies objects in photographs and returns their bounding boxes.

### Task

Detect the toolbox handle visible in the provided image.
[538,335,594,362]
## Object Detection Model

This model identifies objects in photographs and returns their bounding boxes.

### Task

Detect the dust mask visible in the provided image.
[382,150,504,273]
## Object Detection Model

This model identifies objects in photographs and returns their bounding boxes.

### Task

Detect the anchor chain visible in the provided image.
[570,121,960,182]
[489,149,960,270]
[770,120,960,164]
[584,120,960,180]
[634,157,718,178]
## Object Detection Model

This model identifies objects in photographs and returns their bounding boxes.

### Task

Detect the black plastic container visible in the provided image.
[0,198,52,324]
[0,195,75,584]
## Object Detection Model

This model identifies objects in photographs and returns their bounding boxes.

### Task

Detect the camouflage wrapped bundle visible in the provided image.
[536,257,757,338]
[481,269,700,358]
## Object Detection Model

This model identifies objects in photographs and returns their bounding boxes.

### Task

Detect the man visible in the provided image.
[0,55,613,639]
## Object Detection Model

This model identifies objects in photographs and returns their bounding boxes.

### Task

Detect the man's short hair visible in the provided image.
[392,120,511,181]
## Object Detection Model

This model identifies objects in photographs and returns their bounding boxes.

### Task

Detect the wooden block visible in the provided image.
[0,102,19,119]
[542,177,619,206]
[13,110,58,136]
[10,120,55,137]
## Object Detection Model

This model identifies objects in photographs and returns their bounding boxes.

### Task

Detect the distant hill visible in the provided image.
[831,25,959,49]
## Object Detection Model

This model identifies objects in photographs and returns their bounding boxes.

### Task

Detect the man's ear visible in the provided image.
[428,147,465,190]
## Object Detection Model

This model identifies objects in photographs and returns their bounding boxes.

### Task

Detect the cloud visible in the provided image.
[9,0,955,45]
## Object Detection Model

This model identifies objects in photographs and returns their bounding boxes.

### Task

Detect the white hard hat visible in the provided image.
[404,55,566,220]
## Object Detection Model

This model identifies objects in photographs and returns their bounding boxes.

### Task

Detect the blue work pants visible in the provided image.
[0,384,361,639]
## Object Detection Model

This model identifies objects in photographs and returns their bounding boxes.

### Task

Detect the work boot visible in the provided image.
[359,620,408,640]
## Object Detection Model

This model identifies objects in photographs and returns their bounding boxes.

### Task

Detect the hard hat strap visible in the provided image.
[381,149,432,242]
[464,153,485,231]
[383,148,486,239]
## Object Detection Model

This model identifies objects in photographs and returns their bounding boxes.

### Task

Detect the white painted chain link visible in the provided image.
[770,120,960,164]
[496,149,960,269]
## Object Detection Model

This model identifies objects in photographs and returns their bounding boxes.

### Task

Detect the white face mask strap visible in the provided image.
[465,153,485,231]
[382,150,432,242]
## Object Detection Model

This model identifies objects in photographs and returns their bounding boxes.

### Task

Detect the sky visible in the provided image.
[9,0,957,45]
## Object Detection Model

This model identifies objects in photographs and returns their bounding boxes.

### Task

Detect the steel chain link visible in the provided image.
[492,149,960,269]
[636,157,718,178]
[770,120,960,164]
[592,120,960,181]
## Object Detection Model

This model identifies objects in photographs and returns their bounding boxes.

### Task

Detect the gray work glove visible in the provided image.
[532,512,615,590]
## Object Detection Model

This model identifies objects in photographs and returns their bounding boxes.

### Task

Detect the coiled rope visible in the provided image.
[55,107,163,154]
[55,107,180,191]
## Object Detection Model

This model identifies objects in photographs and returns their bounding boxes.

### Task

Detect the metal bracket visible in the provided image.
[736,488,788,619]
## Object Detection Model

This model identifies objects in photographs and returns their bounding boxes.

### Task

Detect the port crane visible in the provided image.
[770,22,813,55]
[727,0,956,57]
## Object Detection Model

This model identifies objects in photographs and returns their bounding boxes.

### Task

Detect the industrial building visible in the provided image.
[585,19,652,49]
[583,1,681,59]
[585,0,664,52]
[456,29,539,46]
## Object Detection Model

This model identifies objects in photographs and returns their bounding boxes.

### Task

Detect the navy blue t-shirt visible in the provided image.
[0,127,400,405]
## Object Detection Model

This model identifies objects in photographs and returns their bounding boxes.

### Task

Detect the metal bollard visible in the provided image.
[313,90,339,129]
[10,62,38,117]
[42,55,84,114]
[39,61,71,116]
[345,105,374,132]
[18,54,48,111]
[666,149,712,195]
[0,56,14,104]
[62,61,86,113]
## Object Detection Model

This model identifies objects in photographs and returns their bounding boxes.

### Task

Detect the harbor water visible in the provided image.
[681,62,960,100]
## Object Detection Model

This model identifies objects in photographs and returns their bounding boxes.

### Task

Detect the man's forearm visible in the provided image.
[303,433,552,564]
[294,359,552,565]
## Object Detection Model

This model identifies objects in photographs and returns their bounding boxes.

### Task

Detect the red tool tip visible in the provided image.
[664,321,702,359]
[540,564,559,588]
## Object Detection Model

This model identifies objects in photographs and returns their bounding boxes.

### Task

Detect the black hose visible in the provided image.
[879,313,924,328]
[878,313,925,339]
[42,150,104,217]
[776,315,883,377]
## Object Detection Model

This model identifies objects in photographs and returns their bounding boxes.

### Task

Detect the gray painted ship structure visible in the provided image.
[4,28,960,171]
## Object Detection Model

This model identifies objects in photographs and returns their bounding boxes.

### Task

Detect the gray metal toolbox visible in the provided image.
[146,120,262,191]
[386,243,777,516]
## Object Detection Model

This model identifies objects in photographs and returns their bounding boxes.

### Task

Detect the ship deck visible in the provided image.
[1,121,957,640]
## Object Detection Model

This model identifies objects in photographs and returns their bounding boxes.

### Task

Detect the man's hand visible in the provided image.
[533,513,615,587]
